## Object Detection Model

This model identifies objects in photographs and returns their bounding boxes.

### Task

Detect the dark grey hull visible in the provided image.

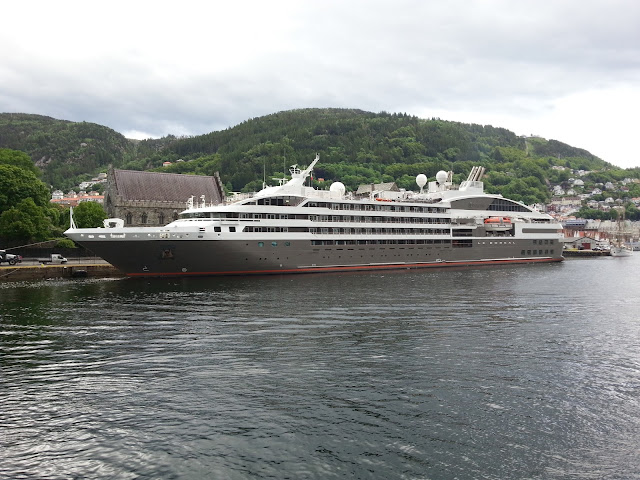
[80,238,564,277]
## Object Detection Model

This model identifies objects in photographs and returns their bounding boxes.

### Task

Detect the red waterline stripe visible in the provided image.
[126,257,563,277]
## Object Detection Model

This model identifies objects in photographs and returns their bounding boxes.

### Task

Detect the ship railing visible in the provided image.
[225,192,255,203]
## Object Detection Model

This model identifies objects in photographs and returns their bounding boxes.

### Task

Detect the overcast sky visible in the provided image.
[2,0,639,168]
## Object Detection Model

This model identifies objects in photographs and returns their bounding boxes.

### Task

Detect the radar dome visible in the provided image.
[436,170,448,184]
[416,174,427,189]
[330,181,346,196]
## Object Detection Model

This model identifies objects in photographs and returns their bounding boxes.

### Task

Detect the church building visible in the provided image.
[104,167,225,227]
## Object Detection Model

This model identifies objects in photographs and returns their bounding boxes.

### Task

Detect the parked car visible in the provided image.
[0,250,22,265]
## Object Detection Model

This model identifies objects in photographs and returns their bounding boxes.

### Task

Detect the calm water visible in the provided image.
[1,256,639,479]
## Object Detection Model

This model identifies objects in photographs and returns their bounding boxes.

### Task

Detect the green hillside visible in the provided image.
[0,109,624,204]
[134,108,614,204]
[0,113,130,188]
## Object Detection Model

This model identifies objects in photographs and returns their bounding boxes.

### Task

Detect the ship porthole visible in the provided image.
[182,268,187,272]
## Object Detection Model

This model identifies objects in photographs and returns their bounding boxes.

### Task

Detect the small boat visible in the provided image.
[610,246,632,257]
[483,217,512,231]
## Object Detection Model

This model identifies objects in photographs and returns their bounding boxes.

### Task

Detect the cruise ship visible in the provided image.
[64,155,564,277]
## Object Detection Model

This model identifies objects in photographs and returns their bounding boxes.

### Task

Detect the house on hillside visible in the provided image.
[104,168,225,227]
[50,191,104,207]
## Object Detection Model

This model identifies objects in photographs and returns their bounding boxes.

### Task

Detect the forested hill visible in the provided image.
[0,113,130,187]
[0,109,622,204]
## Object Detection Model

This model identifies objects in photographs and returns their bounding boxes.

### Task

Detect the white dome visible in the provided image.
[416,174,427,188]
[436,170,448,184]
[329,181,346,196]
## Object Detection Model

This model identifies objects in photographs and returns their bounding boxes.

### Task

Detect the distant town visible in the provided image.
[50,172,107,207]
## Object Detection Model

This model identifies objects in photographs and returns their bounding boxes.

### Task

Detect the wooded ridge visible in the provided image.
[1,109,638,206]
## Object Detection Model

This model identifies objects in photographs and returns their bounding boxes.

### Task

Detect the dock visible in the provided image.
[0,262,122,282]
[563,249,611,257]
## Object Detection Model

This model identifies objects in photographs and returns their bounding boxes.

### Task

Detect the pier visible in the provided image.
[0,261,122,282]
[562,249,611,257]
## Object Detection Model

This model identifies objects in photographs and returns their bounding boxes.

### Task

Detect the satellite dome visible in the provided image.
[436,170,448,184]
[416,174,427,189]
[330,181,346,196]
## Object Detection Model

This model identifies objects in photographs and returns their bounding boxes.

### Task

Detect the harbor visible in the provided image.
[2,254,639,479]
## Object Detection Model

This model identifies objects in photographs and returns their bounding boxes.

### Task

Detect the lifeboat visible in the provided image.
[484,216,512,231]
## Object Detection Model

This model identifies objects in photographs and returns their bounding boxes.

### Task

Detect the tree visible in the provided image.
[55,238,76,248]
[72,201,107,228]
[48,204,71,237]
[91,183,105,194]
[0,198,52,242]
[0,165,50,214]
[0,148,40,176]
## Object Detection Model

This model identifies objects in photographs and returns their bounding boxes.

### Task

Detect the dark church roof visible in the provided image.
[113,169,224,204]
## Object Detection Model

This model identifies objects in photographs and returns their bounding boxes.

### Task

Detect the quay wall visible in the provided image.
[562,249,610,257]
[0,264,123,282]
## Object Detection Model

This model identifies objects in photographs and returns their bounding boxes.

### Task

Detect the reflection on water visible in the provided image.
[2,258,640,479]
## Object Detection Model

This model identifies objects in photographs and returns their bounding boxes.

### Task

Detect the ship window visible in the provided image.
[214,227,221,232]
[258,242,264,247]
[272,242,278,247]
[285,242,291,246]
[488,198,531,212]
[229,227,236,232]
[521,250,525,255]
